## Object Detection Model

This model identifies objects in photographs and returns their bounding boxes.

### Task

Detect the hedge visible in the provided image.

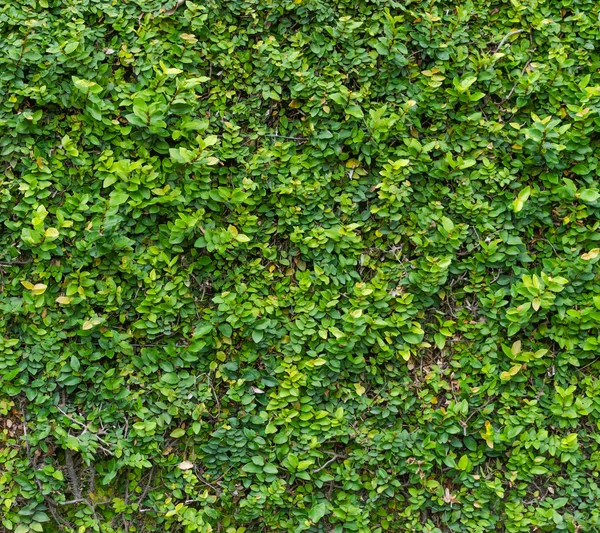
[2,0,600,532]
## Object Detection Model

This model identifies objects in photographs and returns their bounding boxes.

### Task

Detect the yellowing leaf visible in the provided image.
[31,284,48,295]
[21,281,35,290]
[177,460,194,470]
[354,383,366,396]
[83,317,103,330]
[581,249,600,261]
[56,296,73,305]
[500,364,522,381]
[164,67,183,76]
[511,340,521,356]
[45,227,60,238]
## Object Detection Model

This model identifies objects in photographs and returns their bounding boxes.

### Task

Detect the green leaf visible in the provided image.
[512,186,531,213]
[161,373,179,385]
[308,502,329,523]
[73,77,103,94]
[193,324,213,337]
[263,463,278,474]
[109,191,129,206]
[241,463,263,474]
[70,355,80,372]
[434,333,446,350]
[346,105,364,118]
[403,332,424,345]
[218,323,233,337]
[579,188,600,204]
[64,41,79,54]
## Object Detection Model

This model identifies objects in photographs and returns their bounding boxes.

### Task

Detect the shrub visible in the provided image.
[2,0,600,532]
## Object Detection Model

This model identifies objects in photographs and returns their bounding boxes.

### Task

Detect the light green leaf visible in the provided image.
[309,502,329,523]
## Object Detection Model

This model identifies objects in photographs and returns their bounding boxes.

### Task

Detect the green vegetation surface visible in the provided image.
[2,0,600,532]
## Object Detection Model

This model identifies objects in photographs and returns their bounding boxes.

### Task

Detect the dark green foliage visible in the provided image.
[2,0,600,531]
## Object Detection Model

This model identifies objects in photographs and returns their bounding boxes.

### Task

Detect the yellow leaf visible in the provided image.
[228,224,238,236]
[511,340,521,355]
[31,284,47,295]
[501,364,522,381]
[56,296,73,305]
[235,233,250,242]
[21,281,35,290]
[354,383,366,396]
[576,108,591,118]
[83,318,103,330]
[45,227,60,238]
[581,249,600,261]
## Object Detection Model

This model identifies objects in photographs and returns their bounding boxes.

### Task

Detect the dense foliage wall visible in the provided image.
[2,0,600,531]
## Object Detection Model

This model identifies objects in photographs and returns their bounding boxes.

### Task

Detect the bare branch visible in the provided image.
[493,29,525,53]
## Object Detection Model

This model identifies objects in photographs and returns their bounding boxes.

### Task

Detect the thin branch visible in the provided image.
[313,454,342,474]
[193,466,221,493]
[500,60,532,105]
[57,406,115,455]
[207,374,221,420]
[493,29,525,53]
[138,467,155,507]
[164,0,185,15]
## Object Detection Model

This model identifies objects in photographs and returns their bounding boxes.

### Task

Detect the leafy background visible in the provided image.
[2,0,600,531]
